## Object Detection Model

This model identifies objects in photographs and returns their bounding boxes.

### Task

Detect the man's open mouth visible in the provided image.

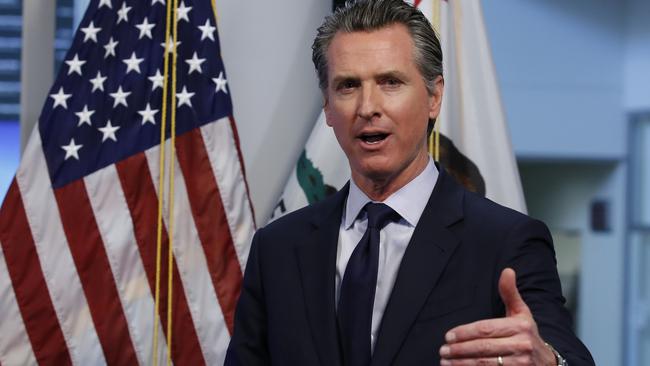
[359,133,389,144]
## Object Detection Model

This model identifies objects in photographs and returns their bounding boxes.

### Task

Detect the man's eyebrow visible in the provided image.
[375,70,409,80]
[330,74,359,86]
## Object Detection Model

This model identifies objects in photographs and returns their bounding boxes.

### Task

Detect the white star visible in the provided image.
[185,52,206,74]
[212,72,228,94]
[80,21,101,43]
[152,0,165,5]
[98,0,112,9]
[197,19,215,41]
[61,138,83,160]
[160,36,181,53]
[89,71,107,92]
[110,86,131,108]
[148,69,165,90]
[98,120,120,142]
[176,1,192,22]
[117,2,132,24]
[50,87,72,109]
[176,86,194,108]
[65,54,86,76]
[123,52,144,74]
[104,37,118,58]
[138,103,159,125]
[135,18,156,39]
[75,105,95,126]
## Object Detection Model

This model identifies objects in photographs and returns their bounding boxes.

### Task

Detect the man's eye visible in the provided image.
[381,78,402,87]
[337,80,358,90]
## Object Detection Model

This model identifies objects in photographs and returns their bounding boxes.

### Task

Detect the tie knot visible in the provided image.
[365,202,398,229]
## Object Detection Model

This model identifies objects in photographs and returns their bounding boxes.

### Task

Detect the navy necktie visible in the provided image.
[338,202,399,366]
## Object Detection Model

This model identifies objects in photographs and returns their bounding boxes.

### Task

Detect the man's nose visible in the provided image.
[357,84,381,121]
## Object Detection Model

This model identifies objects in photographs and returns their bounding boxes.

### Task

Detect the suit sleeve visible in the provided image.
[224,229,271,366]
[500,218,595,366]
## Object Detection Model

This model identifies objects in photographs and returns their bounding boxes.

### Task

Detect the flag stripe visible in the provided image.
[16,131,105,365]
[116,152,205,366]
[227,116,257,226]
[0,243,38,366]
[200,118,255,271]
[84,164,168,365]
[53,180,139,365]
[0,181,65,365]
[178,126,243,334]
[144,140,231,364]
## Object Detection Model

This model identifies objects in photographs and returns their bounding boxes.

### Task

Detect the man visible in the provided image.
[225,1,594,365]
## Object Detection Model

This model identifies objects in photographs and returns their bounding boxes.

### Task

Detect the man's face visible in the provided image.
[324,24,443,188]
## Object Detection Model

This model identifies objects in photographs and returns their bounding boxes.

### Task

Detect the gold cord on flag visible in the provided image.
[166,0,180,363]
[153,0,175,363]
[428,0,441,161]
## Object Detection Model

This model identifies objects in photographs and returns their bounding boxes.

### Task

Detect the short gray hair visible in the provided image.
[312,0,443,95]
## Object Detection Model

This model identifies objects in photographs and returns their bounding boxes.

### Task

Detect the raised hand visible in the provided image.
[438,268,556,366]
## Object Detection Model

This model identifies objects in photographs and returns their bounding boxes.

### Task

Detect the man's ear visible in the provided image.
[323,94,333,127]
[428,75,444,120]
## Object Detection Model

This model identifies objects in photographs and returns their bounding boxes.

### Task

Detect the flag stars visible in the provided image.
[65,54,86,76]
[176,1,192,22]
[117,2,132,24]
[61,138,83,160]
[161,36,181,53]
[104,37,118,58]
[50,87,72,109]
[110,86,131,108]
[138,103,159,125]
[136,18,155,39]
[176,86,194,108]
[152,0,165,5]
[185,52,206,74]
[123,52,144,74]
[80,21,101,43]
[89,71,107,92]
[75,105,95,126]
[213,72,228,94]
[197,19,215,41]
[98,120,120,142]
[98,0,112,9]
[149,69,164,90]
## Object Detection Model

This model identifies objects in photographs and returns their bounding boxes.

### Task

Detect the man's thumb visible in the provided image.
[498,268,529,317]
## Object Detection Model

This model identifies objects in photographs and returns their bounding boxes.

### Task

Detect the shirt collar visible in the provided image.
[344,157,439,229]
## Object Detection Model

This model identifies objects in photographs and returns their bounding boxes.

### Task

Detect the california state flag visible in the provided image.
[415,0,527,213]
[272,0,526,222]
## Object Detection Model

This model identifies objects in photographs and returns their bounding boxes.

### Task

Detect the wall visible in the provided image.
[482,0,626,160]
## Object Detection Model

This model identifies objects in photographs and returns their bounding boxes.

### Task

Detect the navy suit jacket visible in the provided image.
[225,168,594,365]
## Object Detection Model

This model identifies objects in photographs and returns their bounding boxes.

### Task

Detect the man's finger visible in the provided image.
[498,268,530,317]
[439,336,523,359]
[445,317,534,343]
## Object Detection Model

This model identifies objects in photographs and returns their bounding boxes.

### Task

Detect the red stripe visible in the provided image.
[414,0,422,7]
[228,116,256,227]
[176,128,242,333]
[0,180,72,365]
[53,180,138,365]
[116,153,205,365]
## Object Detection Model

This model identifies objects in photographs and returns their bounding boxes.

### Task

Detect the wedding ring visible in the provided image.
[497,355,504,366]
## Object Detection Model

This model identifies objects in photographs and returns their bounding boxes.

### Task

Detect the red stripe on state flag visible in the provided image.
[414,0,423,7]
[53,180,138,365]
[176,128,243,333]
[116,153,206,365]
[0,180,72,365]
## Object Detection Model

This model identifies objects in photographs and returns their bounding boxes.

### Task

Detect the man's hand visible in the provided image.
[438,268,556,366]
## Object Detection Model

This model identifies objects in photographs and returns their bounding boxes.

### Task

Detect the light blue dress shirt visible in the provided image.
[335,158,439,351]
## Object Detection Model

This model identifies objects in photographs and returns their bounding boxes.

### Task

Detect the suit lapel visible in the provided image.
[295,185,348,366]
[371,169,464,366]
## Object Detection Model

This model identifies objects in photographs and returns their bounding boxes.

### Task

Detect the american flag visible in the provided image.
[0,0,255,364]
